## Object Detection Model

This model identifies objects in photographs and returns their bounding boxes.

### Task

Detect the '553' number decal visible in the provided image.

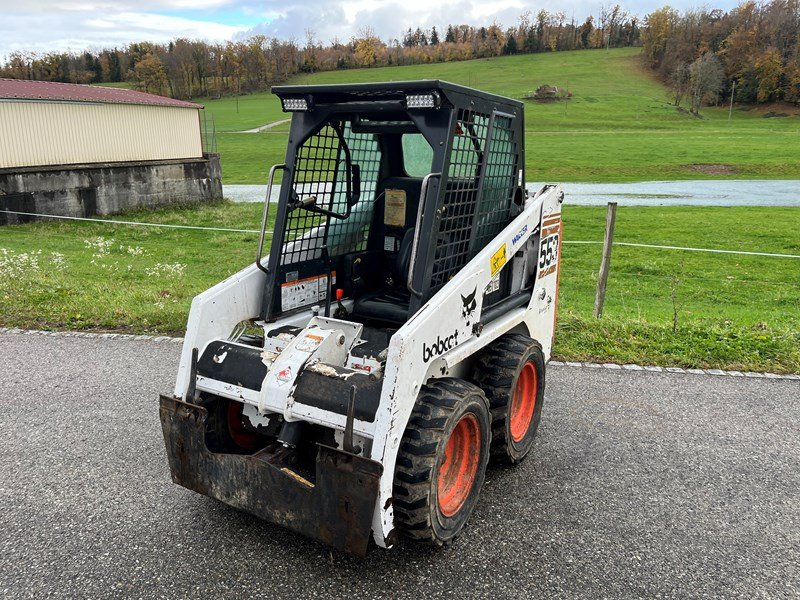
[538,233,560,277]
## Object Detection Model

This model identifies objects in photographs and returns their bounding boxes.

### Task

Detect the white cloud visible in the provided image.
[0,0,744,59]
[0,7,246,58]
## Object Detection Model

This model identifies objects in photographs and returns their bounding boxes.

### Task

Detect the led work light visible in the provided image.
[405,92,441,109]
[281,96,313,112]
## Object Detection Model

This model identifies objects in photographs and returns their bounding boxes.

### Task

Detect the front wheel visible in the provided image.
[392,378,491,545]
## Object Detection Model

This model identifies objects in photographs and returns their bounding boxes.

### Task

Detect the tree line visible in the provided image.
[642,0,800,110]
[0,7,640,99]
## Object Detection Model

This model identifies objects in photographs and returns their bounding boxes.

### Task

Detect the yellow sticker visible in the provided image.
[490,244,507,276]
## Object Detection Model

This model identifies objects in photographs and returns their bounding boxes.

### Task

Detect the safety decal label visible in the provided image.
[490,244,507,276]
[276,366,293,385]
[280,271,336,312]
[295,333,324,353]
[485,273,500,294]
[384,189,407,227]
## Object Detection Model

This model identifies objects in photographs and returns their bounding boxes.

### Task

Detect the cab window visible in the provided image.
[402,134,434,177]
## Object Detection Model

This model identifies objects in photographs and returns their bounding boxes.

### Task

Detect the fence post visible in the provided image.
[594,202,617,318]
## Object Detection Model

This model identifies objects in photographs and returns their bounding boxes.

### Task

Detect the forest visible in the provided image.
[642,0,800,108]
[0,7,640,99]
[3,1,798,108]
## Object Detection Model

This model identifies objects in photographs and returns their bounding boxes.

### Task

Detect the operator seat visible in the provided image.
[351,228,414,324]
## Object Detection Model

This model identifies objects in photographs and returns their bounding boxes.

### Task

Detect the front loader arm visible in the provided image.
[174,263,266,400]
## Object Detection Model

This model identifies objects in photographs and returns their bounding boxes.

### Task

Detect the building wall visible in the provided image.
[0,154,222,225]
[0,100,203,169]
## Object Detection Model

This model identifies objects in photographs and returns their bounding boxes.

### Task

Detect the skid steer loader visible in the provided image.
[159,80,563,556]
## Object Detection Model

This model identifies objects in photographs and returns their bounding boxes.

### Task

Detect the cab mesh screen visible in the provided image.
[429,110,517,292]
[280,122,381,267]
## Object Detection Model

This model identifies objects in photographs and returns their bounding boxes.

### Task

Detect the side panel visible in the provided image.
[369,185,563,546]
[525,186,564,359]
[0,101,202,169]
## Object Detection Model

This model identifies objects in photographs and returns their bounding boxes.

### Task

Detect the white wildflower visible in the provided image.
[0,248,42,279]
[121,245,145,257]
[49,252,67,271]
[83,236,114,259]
[144,263,187,278]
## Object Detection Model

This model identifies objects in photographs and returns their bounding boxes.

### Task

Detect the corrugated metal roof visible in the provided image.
[0,78,202,109]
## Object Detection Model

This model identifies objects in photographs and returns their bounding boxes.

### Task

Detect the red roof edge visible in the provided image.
[0,78,203,109]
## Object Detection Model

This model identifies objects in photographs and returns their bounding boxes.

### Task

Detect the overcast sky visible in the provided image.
[1,0,740,60]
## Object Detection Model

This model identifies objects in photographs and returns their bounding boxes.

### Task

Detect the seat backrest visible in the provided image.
[396,228,415,286]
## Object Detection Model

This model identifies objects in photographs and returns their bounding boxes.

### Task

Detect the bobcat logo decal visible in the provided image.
[461,286,477,319]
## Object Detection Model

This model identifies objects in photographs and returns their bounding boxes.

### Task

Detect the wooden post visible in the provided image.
[594,202,617,319]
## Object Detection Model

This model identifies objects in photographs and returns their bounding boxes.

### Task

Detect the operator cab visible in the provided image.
[259,81,527,337]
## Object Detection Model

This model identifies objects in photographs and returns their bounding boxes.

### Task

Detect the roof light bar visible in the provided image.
[281,96,313,112]
[405,92,441,110]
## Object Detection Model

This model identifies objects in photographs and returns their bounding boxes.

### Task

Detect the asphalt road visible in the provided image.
[1,333,798,599]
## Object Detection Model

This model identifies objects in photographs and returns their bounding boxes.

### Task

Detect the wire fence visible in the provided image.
[2,209,798,260]
[1,206,797,344]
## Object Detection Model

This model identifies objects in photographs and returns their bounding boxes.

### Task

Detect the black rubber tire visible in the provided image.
[392,378,491,546]
[473,333,545,464]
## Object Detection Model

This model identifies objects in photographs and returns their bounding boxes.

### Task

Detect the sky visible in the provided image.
[0,0,741,60]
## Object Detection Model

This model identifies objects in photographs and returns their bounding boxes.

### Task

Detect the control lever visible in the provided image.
[343,386,361,455]
[334,288,349,319]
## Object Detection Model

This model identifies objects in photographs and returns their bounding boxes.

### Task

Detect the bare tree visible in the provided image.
[670,63,690,106]
[689,52,724,115]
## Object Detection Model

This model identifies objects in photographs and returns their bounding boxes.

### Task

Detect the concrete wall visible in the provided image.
[0,154,222,225]
[0,101,203,169]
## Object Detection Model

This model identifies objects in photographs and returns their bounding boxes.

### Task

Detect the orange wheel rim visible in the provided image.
[510,361,537,443]
[437,413,481,517]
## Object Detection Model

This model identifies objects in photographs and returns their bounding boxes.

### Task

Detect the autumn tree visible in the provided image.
[642,6,678,67]
[754,47,783,102]
[134,53,169,95]
[353,28,380,67]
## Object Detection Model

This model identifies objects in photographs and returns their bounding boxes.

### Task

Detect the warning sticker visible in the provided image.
[296,333,324,353]
[384,236,398,252]
[276,366,293,385]
[280,271,336,312]
[485,272,500,294]
[384,189,407,227]
[490,245,507,276]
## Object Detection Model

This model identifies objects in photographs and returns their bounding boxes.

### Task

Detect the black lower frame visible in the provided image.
[159,395,383,556]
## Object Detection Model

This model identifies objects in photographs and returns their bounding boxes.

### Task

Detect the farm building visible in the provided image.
[0,79,222,224]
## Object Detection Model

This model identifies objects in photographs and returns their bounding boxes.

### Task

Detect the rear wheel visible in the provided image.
[204,396,263,453]
[393,378,491,545]
[473,333,545,464]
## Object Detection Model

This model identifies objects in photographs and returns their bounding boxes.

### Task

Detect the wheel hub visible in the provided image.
[509,361,537,442]
[437,413,481,517]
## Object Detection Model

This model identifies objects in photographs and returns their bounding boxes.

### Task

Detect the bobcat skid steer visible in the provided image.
[160,81,563,556]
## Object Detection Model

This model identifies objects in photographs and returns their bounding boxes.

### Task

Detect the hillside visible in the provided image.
[204,48,800,183]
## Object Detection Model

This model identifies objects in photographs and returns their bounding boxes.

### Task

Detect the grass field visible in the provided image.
[2,202,797,372]
[202,48,800,184]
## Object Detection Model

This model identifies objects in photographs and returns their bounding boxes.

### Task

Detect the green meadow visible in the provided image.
[2,203,797,373]
[203,48,800,184]
[3,48,797,372]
